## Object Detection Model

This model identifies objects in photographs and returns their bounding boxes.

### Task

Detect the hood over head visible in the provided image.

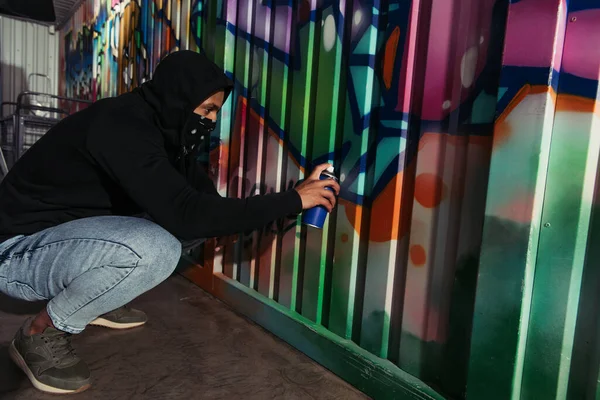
[138,50,233,151]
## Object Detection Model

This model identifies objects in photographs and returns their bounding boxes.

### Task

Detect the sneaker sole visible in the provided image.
[9,340,91,394]
[89,318,146,329]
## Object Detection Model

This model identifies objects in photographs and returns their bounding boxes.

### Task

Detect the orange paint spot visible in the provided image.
[342,160,417,242]
[341,199,364,236]
[341,233,349,243]
[410,245,426,266]
[414,173,446,208]
[383,27,401,90]
[557,93,600,117]
[530,85,557,98]
[494,118,512,148]
[369,171,403,242]
[493,84,530,148]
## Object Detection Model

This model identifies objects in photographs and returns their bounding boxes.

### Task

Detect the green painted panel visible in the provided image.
[469,1,600,400]
[522,111,599,399]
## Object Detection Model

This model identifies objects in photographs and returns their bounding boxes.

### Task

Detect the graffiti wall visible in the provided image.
[58,0,600,399]
[59,0,505,398]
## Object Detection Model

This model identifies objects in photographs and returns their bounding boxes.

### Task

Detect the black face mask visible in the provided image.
[189,113,216,138]
[183,113,216,152]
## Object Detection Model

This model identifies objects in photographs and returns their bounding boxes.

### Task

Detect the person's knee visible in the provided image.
[129,221,182,278]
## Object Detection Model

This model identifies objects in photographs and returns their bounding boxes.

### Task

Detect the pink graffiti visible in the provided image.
[227,0,293,55]
[397,0,496,119]
[503,0,568,70]
[562,9,600,81]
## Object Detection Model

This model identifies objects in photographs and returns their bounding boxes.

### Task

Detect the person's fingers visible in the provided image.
[318,196,333,212]
[328,180,341,195]
[322,189,336,207]
[329,193,338,207]
[309,163,332,180]
[314,179,340,195]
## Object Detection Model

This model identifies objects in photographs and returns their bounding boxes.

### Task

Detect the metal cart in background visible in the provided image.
[0,90,92,179]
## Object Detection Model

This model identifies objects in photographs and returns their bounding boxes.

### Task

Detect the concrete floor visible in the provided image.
[0,275,367,399]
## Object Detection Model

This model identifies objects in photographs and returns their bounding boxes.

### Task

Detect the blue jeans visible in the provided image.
[0,216,183,334]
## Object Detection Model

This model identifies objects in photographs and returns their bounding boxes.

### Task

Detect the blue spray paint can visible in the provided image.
[302,166,338,229]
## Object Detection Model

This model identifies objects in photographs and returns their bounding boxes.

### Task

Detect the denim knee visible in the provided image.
[129,222,182,280]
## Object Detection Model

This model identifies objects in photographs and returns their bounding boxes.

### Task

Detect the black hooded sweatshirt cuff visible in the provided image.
[283,189,303,216]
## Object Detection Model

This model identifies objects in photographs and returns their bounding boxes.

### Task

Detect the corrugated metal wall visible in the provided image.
[0,16,59,115]
[56,1,600,399]
[58,2,502,397]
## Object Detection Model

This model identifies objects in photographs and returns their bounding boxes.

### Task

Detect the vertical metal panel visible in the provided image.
[519,1,600,398]
[0,16,59,113]
[323,0,356,338]
[469,0,600,400]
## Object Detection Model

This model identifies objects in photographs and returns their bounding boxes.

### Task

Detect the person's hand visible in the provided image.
[294,164,340,212]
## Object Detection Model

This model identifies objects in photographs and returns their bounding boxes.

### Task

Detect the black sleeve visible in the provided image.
[190,161,221,197]
[87,122,303,240]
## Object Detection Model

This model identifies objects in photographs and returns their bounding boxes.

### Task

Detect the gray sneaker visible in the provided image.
[90,305,147,329]
[9,322,91,394]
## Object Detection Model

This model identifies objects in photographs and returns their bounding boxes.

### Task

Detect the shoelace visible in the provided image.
[43,333,77,362]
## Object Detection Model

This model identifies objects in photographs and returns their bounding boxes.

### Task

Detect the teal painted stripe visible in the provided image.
[279,0,319,313]
[301,4,344,324]
[356,0,388,357]
[294,0,319,314]
[265,10,293,301]
[315,3,345,325]
[327,0,363,339]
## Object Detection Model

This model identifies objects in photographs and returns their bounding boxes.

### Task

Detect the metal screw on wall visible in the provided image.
[544,222,551,228]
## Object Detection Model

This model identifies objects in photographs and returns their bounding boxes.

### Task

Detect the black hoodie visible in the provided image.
[0,51,302,243]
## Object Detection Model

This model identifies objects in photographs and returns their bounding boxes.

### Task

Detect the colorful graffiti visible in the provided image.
[60,0,180,101]
[58,0,600,399]
[59,0,505,398]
